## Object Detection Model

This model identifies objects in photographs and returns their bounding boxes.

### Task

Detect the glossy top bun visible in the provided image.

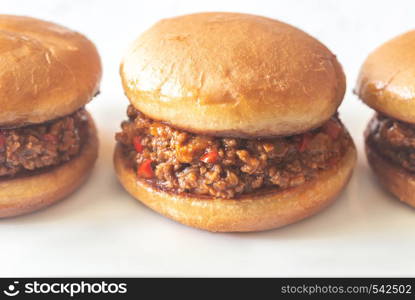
[0,15,102,127]
[356,30,415,124]
[121,12,345,137]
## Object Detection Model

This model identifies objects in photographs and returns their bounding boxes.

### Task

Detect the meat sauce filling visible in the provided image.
[116,105,351,199]
[0,109,88,177]
[368,114,415,172]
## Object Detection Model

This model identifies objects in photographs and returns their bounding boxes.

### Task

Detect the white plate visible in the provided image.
[1,0,415,277]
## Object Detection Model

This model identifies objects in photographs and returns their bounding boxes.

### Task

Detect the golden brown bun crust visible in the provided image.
[121,12,346,137]
[0,15,102,126]
[356,30,415,124]
[0,112,98,218]
[114,138,356,232]
[365,132,415,208]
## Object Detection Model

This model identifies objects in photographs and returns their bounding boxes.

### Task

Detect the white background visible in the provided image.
[1,0,415,277]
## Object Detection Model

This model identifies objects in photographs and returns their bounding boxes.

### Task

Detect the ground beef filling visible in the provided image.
[367,114,415,172]
[0,109,89,177]
[116,106,351,199]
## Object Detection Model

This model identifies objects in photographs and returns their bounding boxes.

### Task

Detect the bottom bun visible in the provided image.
[0,112,98,218]
[114,140,356,232]
[366,139,415,208]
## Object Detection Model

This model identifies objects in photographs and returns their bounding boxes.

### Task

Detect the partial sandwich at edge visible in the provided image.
[0,15,101,217]
[356,30,415,207]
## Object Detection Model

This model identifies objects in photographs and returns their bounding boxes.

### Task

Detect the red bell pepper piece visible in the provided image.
[133,136,144,153]
[200,150,219,163]
[137,159,154,178]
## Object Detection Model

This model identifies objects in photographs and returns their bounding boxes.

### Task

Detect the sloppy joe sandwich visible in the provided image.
[356,30,415,207]
[0,15,101,217]
[115,12,356,232]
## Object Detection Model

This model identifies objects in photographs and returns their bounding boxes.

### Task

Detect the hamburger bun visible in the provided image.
[114,138,356,232]
[121,12,346,137]
[0,112,98,218]
[0,15,102,127]
[356,30,415,124]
